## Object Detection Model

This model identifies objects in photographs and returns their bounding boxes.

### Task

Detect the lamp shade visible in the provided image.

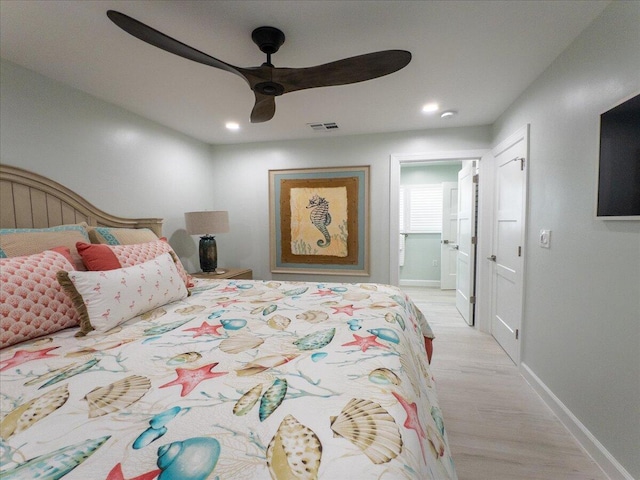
[185,211,230,236]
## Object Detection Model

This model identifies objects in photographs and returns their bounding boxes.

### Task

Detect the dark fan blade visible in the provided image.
[107,10,244,80]
[250,93,276,123]
[272,50,411,93]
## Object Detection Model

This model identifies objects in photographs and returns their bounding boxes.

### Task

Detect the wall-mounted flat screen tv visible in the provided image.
[596,93,640,220]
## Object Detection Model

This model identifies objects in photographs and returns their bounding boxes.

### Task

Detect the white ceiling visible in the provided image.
[0,0,609,145]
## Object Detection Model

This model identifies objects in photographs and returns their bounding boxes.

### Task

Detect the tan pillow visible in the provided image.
[88,226,159,245]
[0,223,89,270]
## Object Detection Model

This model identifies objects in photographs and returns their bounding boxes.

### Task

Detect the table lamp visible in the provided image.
[185,211,230,274]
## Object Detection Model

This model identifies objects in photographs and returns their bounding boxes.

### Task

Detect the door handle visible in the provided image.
[442,239,449,244]
[487,255,496,261]
[452,244,459,250]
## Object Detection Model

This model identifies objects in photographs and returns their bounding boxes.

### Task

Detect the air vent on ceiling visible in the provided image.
[308,122,339,132]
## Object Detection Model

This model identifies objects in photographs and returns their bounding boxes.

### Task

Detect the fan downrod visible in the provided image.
[252,26,286,95]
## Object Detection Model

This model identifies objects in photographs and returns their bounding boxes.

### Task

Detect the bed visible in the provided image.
[0,166,457,480]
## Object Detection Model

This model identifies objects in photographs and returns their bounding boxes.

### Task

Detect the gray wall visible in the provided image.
[0,60,213,272]
[210,130,490,282]
[492,2,640,477]
[0,59,491,283]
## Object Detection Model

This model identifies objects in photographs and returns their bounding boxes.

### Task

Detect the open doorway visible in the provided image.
[398,162,461,288]
[389,150,484,324]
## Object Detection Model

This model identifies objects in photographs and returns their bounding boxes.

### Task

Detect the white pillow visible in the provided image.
[58,252,188,335]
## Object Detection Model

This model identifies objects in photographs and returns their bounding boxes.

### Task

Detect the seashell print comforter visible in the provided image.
[0,279,457,479]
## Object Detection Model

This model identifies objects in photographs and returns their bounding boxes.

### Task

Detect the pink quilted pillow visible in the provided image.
[77,239,192,287]
[0,250,79,348]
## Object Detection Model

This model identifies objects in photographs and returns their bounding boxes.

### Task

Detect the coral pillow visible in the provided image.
[76,239,191,287]
[76,243,121,270]
[0,250,79,348]
[58,253,188,336]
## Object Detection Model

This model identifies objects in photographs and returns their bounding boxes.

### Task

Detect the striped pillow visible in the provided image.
[87,227,158,245]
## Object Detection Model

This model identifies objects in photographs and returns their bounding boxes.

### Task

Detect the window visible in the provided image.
[399,184,443,233]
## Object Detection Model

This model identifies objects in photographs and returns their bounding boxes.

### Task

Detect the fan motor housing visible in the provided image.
[254,81,285,96]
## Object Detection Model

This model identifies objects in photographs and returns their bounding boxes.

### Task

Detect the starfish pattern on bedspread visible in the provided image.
[160,362,228,396]
[341,334,389,352]
[330,304,363,316]
[312,289,336,297]
[183,321,225,337]
[392,391,428,463]
[215,299,240,308]
[0,346,59,371]
[106,463,161,480]
[219,286,238,293]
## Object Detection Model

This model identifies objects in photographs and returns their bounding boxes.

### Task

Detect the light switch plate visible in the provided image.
[539,229,551,248]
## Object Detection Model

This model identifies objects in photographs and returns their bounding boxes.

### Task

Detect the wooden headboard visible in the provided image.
[0,165,163,236]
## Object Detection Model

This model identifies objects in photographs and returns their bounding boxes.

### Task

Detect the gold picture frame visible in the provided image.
[269,166,369,275]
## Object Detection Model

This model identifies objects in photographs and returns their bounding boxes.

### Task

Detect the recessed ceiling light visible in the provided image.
[422,102,439,113]
[226,122,240,131]
[440,110,457,119]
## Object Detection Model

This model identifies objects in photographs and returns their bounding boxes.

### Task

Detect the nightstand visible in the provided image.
[191,268,253,280]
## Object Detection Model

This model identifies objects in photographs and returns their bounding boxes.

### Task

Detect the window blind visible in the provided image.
[399,184,443,233]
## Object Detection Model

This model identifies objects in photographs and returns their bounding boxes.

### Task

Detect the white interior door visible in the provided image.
[440,182,458,289]
[489,132,527,364]
[455,163,477,325]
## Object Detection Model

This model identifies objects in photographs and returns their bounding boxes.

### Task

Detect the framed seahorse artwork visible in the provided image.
[269,166,369,275]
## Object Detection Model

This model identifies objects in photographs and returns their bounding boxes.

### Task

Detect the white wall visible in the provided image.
[210,128,490,282]
[0,60,213,271]
[492,2,640,478]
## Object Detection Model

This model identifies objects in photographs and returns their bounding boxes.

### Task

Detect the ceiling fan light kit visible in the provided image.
[107,10,411,123]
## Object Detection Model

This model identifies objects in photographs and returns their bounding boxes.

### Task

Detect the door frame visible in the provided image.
[389,150,487,287]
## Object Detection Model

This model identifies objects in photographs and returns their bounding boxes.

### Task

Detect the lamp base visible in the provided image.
[199,235,218,273]
[197,269,228,275]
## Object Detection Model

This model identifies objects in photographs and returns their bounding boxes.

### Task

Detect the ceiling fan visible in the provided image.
[107,11,412,123]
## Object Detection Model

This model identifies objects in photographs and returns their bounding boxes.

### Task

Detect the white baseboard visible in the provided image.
[520,362,634,480]
[399,279,440,288]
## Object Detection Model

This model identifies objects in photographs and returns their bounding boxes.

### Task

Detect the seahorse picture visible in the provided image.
[289,186,348,257]
[270,166,368,274]
[306,194,331,247]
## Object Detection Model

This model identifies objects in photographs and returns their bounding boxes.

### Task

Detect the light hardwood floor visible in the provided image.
[402,286,607,480]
